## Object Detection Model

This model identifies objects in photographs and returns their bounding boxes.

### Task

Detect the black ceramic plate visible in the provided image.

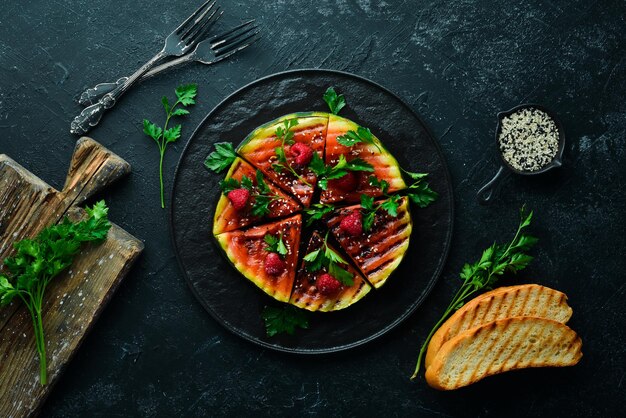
[170,69,454,354]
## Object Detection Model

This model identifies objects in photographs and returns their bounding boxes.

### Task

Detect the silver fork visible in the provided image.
[70,0,222,135]
[78,20,260,106]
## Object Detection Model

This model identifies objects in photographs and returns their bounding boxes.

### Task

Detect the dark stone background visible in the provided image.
[1,0,624,416]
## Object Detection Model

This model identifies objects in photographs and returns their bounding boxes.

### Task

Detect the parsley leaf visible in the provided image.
[323,87,346,115]
[264,232,288,257]
[310,155,374,190]
[219,177,241,194]
[205,142,238,173]
[262,305,309,337]
[303,233,354,286]
[175,83,198,106]
[303,203,335,226]
[411,207,538,380]
[337,126,381,151]
[0,201,111,385]
[142,120,162,143]
[143,83,197,208]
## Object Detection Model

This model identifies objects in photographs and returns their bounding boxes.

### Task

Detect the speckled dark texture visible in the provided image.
[1,0,625,417]
[170,70,454,353]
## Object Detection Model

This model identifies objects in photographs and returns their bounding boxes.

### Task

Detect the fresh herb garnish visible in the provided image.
[357,176,404,231]
[264,232,288,257]
[359,170,438,232]
[143,83,197,208]
[410,207,538,380]
[323,87,346,115]
[402,168,439,208]
[219,170,283,218]
[204,142,237,173]
[262,305,309,337]
[271,119,312,186]
[309,153,374,190]
[303,233,354,286]
[337,126,382,152]
[0,201,111,385]
[303,203,335,226]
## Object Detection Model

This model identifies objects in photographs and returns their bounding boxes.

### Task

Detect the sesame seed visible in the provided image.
[498,107,560,172]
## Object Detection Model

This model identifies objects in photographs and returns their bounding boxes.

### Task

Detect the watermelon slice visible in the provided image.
[215,215,302,303]
[320,114,407,204]
[237,112,328,207]
[326,196,412,289]
[213,158,301,235]
[289,231,371,312]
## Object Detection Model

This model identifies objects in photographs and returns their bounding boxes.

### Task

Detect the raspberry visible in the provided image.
[227,188,250,211]
[290,143,314,166]
[328,171,359,192]
[317,273,342,295]
[339,210,363,236]
[264,252,285,276]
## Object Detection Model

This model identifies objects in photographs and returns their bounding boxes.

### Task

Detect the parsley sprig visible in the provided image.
[323,87,346,115]
[262,305,309,337]
[204,142,237,173]
[220,170,283,218]
[303,203,335,227]
[410,207,538,380]
[0,201,111,385]
[360,171,438,231]
[359,177,404,231]
[401,168,439,208]
[264,232,288,256]
[271,119,312,187]
[337,126,382,152]
[143,84,197,208]
[303,232,354,286]
[309,153,374,190]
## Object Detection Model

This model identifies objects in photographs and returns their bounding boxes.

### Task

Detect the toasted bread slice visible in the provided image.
[425,284,572,369]
[425,316,582,390]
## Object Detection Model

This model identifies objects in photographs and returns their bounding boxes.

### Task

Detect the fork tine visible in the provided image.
[175,0,215,36]
[212,24,257,51]
[213,29,259,57]
[209,19,255,44]
[211,34,260,63]
[186,8,223,45]
[178,0,217,39]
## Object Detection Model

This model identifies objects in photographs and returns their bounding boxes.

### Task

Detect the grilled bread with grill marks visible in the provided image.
[425,316,582,390]
[425,284,573,369]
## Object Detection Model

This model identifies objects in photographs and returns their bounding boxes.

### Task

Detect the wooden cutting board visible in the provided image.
[0,137,144,417]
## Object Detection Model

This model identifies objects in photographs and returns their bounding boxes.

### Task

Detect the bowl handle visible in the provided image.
[477,166,508,205]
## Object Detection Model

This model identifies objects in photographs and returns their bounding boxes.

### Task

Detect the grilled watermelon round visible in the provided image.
[213,157,301,235]
[237,112,329,208]
[211,111,424,313]
[326,196,412,289]
[320,114,406,204]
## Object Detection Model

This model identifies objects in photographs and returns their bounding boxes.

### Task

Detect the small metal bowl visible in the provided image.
[477,103,566,205]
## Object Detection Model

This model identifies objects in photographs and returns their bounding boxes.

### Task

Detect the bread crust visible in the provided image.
[425,284,572,369]
[425,316,582,390]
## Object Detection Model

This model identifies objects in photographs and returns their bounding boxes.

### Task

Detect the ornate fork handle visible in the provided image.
[78,78,128,106]
[78,55,192,106]
[70,53,164,135]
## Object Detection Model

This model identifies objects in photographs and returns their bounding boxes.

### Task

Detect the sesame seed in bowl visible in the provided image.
[497,107,560,173]
[477,104,565,204]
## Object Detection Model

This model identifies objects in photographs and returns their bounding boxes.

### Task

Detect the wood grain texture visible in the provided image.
[0,138,143,418]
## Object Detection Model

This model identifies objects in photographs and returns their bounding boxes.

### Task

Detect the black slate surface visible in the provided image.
[1,0,625,416]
